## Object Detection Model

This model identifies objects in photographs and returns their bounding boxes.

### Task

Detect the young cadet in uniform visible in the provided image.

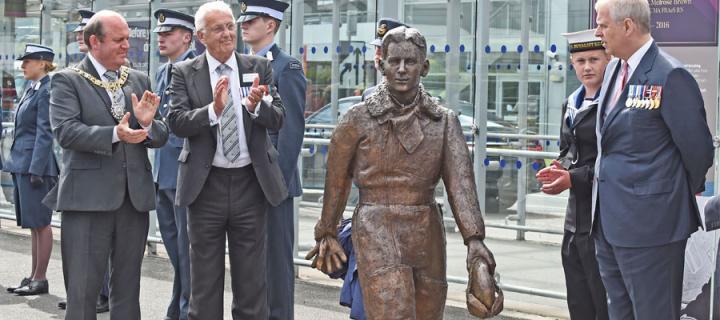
[74,10,95,54]
[536,29,609,320]
[361,18,408,101]
[237,1,306,319]
[152,9,196,320]
[5,44,59,297]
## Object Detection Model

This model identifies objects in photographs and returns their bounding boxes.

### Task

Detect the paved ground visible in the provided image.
[0,227,561,320]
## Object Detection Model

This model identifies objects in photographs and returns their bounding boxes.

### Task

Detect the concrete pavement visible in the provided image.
[0,226,555,319]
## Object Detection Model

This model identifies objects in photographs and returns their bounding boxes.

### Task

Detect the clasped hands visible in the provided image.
[305,235,503,318]
[304,235,347,275]
[117,91,159,144]
[536,159,572,195]
[213,76,267,117]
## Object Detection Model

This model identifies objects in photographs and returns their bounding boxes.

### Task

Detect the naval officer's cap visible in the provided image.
[562,29,605,53]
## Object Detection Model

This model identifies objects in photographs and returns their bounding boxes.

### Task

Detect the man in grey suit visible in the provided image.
[166,2,286,319]
[592,0,714,318]
[44,10,169,320]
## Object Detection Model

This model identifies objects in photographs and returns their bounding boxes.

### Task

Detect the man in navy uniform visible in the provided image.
[152,9,196,320]
[237,1,306,319]
[593,0,714,318]
[362,18,408,101]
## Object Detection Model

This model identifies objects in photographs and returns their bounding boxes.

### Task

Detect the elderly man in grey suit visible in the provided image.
[592,0,714,319]
[166,2,286,319]
[44,10,168,320]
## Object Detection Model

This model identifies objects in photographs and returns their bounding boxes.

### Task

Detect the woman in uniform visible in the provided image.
[5,44,59,296]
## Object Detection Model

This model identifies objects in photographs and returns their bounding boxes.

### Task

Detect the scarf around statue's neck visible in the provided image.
[364,80,444,154]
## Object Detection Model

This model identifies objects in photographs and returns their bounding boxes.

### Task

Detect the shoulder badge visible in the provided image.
[377,24,388,37]
[289,61,302,70]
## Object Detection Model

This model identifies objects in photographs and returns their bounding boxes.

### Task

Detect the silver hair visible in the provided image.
[195,1,235,32]
[381,26,427,61]
[595,0,651,34]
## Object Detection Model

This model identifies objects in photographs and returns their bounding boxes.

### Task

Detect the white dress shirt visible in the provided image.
[206,52,253,168]
[87,53,151,143]
[605,38,654,117]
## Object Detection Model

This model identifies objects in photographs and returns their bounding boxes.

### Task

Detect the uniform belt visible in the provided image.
[358,189,435,206]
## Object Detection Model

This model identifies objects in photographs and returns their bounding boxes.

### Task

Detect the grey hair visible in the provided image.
[381,26,427,61]
[195,1,235,32]
[83,10,126,50]
[595,0,651,34]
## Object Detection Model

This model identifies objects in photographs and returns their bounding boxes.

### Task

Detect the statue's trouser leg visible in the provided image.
[353,204,447,320]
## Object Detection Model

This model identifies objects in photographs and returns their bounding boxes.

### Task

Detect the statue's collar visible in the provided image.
[365,80,443,122]
[364,80,444,154]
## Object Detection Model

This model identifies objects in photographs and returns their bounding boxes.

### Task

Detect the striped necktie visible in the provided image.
[216,64,242,162]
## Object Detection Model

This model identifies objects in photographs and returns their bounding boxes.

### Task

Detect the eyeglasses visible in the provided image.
[204,22,236,35]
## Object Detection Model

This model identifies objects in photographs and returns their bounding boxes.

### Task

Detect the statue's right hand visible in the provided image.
[213,76,230,117]
[305,235,347,275]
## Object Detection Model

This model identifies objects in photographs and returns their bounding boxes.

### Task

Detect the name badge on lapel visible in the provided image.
[242,73,259,87]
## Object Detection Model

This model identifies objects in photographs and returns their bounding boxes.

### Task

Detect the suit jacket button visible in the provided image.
[122,162,127,168]
[205,165,210,169]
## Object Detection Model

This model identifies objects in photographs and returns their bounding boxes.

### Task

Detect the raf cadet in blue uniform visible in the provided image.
[361,18,408,101]
[152,9,196,320]
[4,44,59,297]
[237,1,307,319]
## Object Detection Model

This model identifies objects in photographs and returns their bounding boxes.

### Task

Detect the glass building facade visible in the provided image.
[0,0,618,217]
[0,0,718,314]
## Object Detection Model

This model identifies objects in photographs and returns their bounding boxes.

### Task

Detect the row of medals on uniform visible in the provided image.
[626,85,662,109]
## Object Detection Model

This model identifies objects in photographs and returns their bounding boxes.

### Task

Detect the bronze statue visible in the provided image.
[306,26,503,319]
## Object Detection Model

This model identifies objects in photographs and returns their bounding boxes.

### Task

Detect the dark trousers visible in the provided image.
[61,195,149,320]
[156,188,190,320]
[266,197,295,320]
[594,221,686,320]
[562,231,608,320]
[187,166,268,320]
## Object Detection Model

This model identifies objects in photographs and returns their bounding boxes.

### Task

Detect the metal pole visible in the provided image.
[330,1,341,124]
[442,0,461,231]
[710,231,718,318]
[446,0,460,108]
[474,0,490,216]
[516,0,530,241]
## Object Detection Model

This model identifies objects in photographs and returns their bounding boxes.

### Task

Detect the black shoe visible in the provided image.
[96,295,109,313]
[6,277,31,293]
[14,280,48,296]
[57,300,66,310]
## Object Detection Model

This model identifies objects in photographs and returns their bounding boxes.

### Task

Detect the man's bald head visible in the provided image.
[83,10,126,51]
[84,10,130,70]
